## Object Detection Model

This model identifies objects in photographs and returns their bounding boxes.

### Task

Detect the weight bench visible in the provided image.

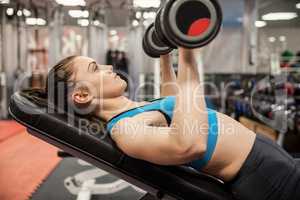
[9,90,236,200]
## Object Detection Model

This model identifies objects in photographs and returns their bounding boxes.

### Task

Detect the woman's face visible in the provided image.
[72,56,127,99]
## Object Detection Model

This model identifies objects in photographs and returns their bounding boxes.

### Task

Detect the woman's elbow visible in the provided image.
[170,139,207,161]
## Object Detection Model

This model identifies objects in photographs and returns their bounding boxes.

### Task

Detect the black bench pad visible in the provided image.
[9,91,235,200]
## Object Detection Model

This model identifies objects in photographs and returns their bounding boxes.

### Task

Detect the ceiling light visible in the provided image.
[255,20,267,28]
[136,11,142,19]
[262,12,298,21]
[0,0,10,4]
[6,8,14,16]
[36,18,46,25]
[23,9,31,17]
[132,20,139,27]
[77,19,89,26]
[268,37,276,43]
[133,0,160,8]
[93,20,100,26]
[55,0,86,6]
[296,3,300,9]
[17,10,23,16]
[68,10,89,18]
[26,18,46,26]
[143,12,156,19]
[279,36,286,42]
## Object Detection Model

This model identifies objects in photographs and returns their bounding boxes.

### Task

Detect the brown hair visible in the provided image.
[44,56,103,120]
[45,55,78,113]
[20,55,106,134]
[44,56,106,132]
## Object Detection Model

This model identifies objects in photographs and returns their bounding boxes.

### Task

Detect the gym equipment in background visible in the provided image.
[143,0,223,58]
[9,89,235,200]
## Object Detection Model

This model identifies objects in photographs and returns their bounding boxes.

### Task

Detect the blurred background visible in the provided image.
[1,0,300,199]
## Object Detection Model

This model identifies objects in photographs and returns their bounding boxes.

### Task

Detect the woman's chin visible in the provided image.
[121,80,128,88]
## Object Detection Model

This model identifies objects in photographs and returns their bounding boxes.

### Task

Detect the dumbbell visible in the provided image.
[143,23,173,58]
[143,0,223,58]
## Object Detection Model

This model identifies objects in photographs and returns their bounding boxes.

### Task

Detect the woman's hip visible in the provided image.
[228,134,300,200]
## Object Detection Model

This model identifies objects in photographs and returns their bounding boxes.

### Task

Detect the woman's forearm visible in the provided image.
[170,48,208,149]
[160,54,178,97]
[176,49,200,83]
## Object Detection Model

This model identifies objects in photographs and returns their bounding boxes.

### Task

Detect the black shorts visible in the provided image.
[228,134,300,200]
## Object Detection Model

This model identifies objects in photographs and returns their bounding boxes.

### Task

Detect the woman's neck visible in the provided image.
[95,96,147,122]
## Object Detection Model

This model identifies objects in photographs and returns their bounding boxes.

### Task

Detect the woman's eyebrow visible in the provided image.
[87,61,96,72]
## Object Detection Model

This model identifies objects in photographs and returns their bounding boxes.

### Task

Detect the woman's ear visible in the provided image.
[72,86,93,108]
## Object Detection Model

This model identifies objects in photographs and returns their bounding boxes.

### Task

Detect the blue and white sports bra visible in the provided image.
[106,96,218,170]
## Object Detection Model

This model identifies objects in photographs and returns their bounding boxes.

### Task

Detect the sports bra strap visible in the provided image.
[106,96,174,133]
[106,96,216,134]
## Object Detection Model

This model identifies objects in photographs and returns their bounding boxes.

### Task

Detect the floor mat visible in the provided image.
[30,158,145,200]
[0,132,61,200]
[0,120,26,143]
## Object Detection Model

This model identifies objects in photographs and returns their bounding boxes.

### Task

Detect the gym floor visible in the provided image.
[0,121,145,200]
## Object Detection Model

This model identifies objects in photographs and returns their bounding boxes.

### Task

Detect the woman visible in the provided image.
[45,48,300,200]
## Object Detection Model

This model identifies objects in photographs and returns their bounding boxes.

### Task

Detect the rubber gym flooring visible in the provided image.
[0,121,144,200]
[30,158,145,200]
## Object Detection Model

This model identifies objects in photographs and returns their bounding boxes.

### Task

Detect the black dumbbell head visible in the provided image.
[143,34,160,58]
[163,0,222,48]
[143,23,173,58]
[155,8,177,49]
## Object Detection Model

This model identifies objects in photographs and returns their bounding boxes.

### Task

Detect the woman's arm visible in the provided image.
[160,54,178,97]
[111,49,207,166]
[111,49,255,167]
[169,48,208,154]
[111,117,200,165]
